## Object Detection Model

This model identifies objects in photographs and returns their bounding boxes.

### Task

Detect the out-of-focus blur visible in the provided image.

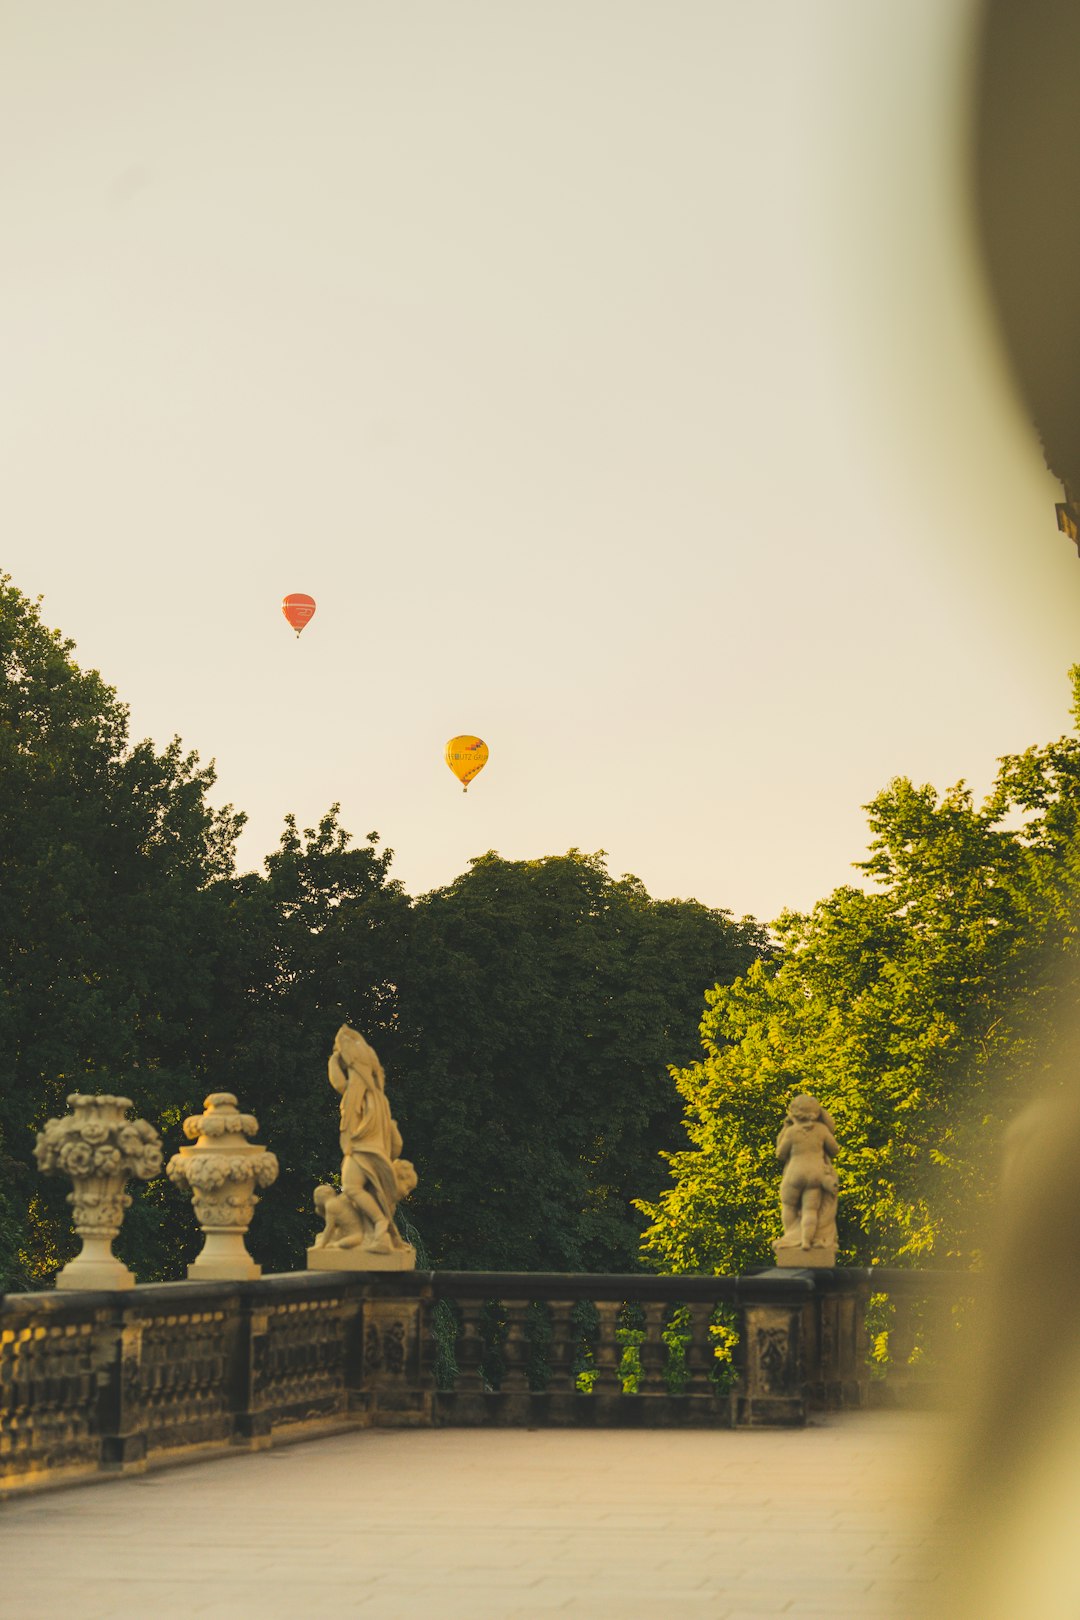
[899,7,1080,1614]
[974,1,1080,515]
[930,1089,1080,1619]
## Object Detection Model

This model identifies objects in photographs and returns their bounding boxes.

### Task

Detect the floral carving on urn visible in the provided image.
[34,1094,163,1290]
[167,1093,278,1280]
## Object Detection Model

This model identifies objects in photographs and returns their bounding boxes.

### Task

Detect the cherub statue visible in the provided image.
[307,1026,418,1270]
[393,1159,418,1199]
[772,1092,839,1266]
[312,1184,368,1250]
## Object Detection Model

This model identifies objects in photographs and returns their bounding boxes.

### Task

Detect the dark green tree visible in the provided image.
[391,849,768,1271]
[0,576,243,1287]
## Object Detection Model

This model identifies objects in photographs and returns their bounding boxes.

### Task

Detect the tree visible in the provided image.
[391,849,768,1271]
[0,576,243,1286]
[637,670,1080,1275]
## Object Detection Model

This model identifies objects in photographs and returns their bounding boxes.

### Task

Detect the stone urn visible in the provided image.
[167,1093,278,1280]
[34,1094,163,1290]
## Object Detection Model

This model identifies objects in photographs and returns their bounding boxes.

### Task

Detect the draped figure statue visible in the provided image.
[307,1025,417,1271]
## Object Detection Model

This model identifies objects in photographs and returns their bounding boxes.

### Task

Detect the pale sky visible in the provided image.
[2,1,1077,924]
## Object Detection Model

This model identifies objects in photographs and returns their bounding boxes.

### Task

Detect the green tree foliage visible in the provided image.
[392,850,768,1271]
[637,671,1080,1275]
[0,576,244,1285]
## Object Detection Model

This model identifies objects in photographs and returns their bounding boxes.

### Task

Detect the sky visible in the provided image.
[2,0,1077,924]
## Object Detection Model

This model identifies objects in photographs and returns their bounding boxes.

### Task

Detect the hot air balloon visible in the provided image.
[282,593,316,637]
[445,735,489,792]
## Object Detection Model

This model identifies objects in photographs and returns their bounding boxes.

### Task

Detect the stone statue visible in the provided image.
[307,1025,417,1271]
[312,1184,368,1249]
[772,1092,839,1268]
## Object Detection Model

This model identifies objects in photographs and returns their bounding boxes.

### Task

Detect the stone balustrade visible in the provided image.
[0,1265,976,1495]
[4,1074,976,1493]
[429,1268,866,1427]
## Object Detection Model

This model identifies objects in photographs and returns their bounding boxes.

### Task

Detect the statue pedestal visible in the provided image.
[56,1244,136,1291]
[187,1230,261,1281]
[307,1244,416,1272]
[774,1245,836,1269]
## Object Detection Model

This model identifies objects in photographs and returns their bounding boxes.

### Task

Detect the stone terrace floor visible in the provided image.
[0,1411,946,1620]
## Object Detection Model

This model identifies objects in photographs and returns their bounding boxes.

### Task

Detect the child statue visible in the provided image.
[772,1093,839,1268]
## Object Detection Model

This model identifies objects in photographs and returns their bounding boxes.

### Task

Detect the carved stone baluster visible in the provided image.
[526,1302,554,1394]
[638,1301,670,1397]
[453,1300,487,1394]
[852,1280,871,1383]
[418,1295,440,1395]
[683,1302,718,1398]
[500,1299,531,1394]
[887,1293,918,1399]
[816,1288,838,1406]
[592,1300,623,1397]
[544,1300,579,1396]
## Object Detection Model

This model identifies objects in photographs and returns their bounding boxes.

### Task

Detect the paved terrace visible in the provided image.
[0,1411,944,1619]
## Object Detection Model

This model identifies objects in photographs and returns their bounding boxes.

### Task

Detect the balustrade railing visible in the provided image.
[0,1264,977,1495]
[427,1271,835,1427]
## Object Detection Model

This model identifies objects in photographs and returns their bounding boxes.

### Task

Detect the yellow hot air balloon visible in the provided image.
[445,735,489,792]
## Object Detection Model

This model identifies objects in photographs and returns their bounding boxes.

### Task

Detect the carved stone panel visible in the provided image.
[742,1302,803,1399]
[251,1297,348,1424]
[756,1325,793,1394]
[362,1300,420,1386]
[134,1308,234,1452]
[0,1317,102,1484]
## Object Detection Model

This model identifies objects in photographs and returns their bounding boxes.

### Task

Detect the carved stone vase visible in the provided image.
[167,1093,278,1280]
[34,1094,163,1290]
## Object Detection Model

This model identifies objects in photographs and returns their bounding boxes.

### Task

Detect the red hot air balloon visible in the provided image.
[282,593,316,638]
